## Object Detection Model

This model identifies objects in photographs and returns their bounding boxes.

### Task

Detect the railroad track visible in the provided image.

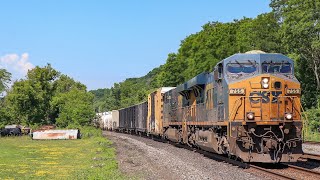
[249,164,294,180]
[303,141,320,145]
[159,136,320,179]
[248,163,320,180]
[301,141,320,162]
[301,153,320,161]
[169,139,320,179]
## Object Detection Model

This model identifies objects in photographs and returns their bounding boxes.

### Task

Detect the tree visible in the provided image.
[236,13,282,53]
[0,69,11,93]
[2,64,95,127]
[5,64,59,125]
[272,0,320,108]
[157,53,185,87]
[54,89,95,127]
[50,74,93,124]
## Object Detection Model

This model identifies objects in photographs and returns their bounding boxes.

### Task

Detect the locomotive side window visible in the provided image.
[218,64,223,79]
[262,62,292,74]
[214,63,224,81]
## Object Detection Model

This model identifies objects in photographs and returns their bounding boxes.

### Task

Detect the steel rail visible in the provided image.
[301,152,320,161]
[304,141,320,145]
[249,164,294,180]
[283,163,320,177]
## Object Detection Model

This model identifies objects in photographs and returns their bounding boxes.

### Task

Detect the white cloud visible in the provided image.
[0,53,34,79]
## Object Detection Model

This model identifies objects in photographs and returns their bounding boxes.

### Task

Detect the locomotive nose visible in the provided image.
[229,74,300,121]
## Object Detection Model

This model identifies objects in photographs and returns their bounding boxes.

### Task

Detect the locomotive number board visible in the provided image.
[229,88,245,95]
[286,88,301,95]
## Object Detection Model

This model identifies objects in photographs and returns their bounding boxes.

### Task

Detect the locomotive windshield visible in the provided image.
[226,62,257,79]
[262,63,292,74]
[227,64,256,73]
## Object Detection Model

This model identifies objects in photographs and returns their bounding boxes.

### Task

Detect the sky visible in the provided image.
[0,0,271,90]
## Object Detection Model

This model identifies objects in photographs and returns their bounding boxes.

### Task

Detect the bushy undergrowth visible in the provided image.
[66,125,103,139]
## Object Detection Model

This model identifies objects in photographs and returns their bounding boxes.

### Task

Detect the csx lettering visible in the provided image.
[249,91,282,104]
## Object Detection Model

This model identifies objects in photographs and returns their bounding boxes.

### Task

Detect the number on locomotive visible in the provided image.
[286,88,301,95]
[229,88,245,95]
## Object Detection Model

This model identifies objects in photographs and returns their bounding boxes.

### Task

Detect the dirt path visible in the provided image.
[104,131,262,180]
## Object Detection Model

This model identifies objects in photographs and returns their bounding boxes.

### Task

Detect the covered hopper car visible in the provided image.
[111,51,303,163]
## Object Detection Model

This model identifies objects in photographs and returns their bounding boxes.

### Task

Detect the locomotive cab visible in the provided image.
[225,51,303,162]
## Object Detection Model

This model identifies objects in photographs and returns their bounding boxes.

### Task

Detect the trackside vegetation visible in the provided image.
[0,127,125,179]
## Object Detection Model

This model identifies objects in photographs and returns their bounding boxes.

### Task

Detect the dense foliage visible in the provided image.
[0,64,95,127]
[91,0,320,131]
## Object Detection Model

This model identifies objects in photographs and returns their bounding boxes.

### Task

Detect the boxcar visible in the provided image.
[98,112,112,130]
[111,110,119,130]
[119,105,136,132]
[147,87,175,135]
[119,108,126,131]
[135,102,148,133]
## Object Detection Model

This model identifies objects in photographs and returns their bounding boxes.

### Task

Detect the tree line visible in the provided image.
[91,0,320,130]
[0,64,95,128]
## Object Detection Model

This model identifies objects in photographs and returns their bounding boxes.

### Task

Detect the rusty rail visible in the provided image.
[303,141,320,145]
[249,164,294,180]
[283,163,320,178]
[301,152,320,161]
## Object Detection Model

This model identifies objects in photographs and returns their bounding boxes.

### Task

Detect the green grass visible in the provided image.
[304,130,320,142]
[0,127,124,179]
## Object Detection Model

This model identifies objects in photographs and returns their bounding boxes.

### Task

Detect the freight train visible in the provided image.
[104,51,303,163]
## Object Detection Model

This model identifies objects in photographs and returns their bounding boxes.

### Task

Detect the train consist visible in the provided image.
[104,51,303,163]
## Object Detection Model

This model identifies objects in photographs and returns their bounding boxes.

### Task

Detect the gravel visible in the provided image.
[303,143,320,155]
[104,131,263,180]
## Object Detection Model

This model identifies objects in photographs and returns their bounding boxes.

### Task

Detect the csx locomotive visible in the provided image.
[107,50,303,163]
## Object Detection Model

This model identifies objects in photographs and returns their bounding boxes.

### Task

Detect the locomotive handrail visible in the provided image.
[229,97,243,121]
[295,99,309,141]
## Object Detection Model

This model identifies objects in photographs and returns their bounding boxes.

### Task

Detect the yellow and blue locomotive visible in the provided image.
[162,50,303,162]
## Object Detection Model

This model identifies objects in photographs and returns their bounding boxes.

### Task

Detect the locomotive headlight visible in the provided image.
[261,78,269,89]
[262,78,269,84]
[246,112,255,120]
[285,113,293,120]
